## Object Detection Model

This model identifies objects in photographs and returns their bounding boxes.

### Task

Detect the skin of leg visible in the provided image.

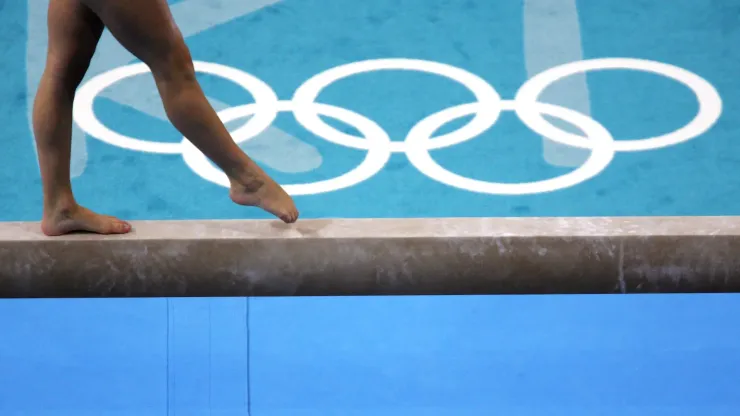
[81,0,298,223]
[34,0,131,235]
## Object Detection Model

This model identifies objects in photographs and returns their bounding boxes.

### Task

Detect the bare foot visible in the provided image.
[229,167,299,223]
[41,204,132,236]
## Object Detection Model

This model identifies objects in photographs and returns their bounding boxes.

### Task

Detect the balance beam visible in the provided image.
[1,217,739,298]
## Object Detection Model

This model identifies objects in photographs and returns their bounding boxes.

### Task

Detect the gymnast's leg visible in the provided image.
[34,0,132,236]
[81,0,298,224]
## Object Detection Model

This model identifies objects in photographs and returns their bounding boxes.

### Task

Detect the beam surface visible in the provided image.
[1,217,739,298]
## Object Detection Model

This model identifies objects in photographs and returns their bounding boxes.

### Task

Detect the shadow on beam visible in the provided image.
[1,217,739,298]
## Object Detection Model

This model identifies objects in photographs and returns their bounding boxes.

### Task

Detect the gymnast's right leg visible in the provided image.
[81,0,298,224]
[34,0,132,236]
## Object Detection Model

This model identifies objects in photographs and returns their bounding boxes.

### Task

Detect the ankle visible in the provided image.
[43,194,78,216]
[229,163,265,193]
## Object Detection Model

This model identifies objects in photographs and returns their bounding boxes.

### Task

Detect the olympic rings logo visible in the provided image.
[72,58,722,195]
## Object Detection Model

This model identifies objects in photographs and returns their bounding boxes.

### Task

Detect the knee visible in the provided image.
[46,51,95,92]
[148,39,196,84]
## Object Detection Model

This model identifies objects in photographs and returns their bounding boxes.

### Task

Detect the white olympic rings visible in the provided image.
[180,101,393,195]
[72,57,723,195]
[73,61,279,154]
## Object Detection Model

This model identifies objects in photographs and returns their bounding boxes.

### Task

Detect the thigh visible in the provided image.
[80,0,190,72]
[46,0,104,83]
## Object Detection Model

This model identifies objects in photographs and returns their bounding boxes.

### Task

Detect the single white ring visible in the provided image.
[73,61,279,154]
[405,100,615,195]
[181,101,392,195]
[291,58,502,151]
[515,58,723,152]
